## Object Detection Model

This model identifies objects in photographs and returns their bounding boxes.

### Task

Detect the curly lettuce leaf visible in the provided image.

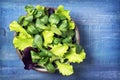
[50,44,68,57]
[9,21,33,50]
[56,61,73,76]
[13,35,33,50]
[55,5,71,20]
[42,30,54,46]
[68,20,75,30]
[36,5,45,11]
[10,21,31,37]
[65,47,86,63]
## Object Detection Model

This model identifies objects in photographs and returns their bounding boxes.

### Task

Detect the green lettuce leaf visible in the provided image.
[50,44,68,57]
[36,5,45,11]
[10,21,31,37]
[13,33,33,50]
[55,5,71,20]
[68,20,75,30]
[51,25,62,35]
[49,14,60,24]
[65,47,86,63]
[42,30,54,46]
[9,21,33,50]
[56,61,73,76]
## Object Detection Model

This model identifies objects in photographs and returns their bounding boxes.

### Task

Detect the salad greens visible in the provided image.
[10,21,33,50]
[9,4,86,76]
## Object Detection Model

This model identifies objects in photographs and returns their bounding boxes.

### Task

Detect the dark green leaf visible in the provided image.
[49,14,60,24]
[25,15,33,22]
[22,20,29,26]
[59,20,68,31]
[25,5,34,15]
[66,30,75,37]
[27,24,38,34]
[35,10,45,18]
[18,16,25,24]
[35,19,48,32]
[33,35,43,49]
[38,57,49,65]
[30,51,40,63]
[62,36,72,43]
[40,48,53,57]
[58,14,66,20]
[51,25,62,35]
[40,15,49,24]
[45,63,55,73]
[53,38,62,44]
[76,44,83,54]
[33,9,37,15]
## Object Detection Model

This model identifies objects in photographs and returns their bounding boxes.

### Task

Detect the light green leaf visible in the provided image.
[13,34,33,50]
[36,5,44,11]
[9,21,31,38]
[56,61,73,76]
[55,5,71,20]
[50,44,68,57]
[42,30,54,46]
[65,47,86,63]
[68,20,75,30]
[9,21,33,50]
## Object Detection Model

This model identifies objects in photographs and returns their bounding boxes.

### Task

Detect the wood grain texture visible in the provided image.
[0,0,120,80]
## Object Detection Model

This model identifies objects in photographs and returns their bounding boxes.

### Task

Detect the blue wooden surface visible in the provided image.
[0,0,120,80]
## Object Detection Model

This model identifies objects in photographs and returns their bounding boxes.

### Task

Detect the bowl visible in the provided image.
[15,7,80,72]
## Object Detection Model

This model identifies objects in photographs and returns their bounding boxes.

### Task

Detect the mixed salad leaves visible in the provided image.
[9,5,86,76]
